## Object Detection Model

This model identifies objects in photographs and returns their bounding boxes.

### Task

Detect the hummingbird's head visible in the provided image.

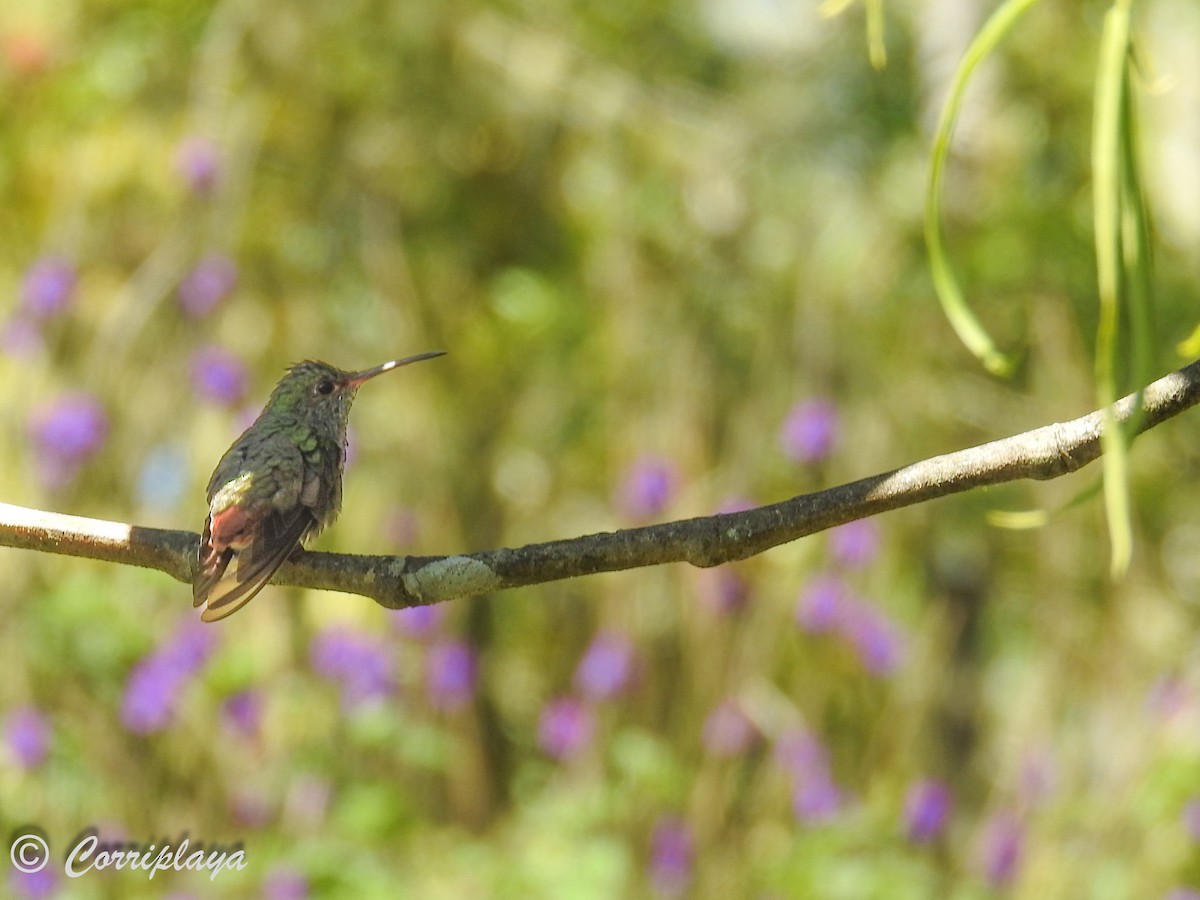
[268,352,446,435]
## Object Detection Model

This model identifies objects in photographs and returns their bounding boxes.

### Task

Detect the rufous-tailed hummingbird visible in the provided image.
[193,352,445,621]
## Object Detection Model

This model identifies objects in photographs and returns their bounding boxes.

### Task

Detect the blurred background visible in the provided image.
[3,0,1200,896]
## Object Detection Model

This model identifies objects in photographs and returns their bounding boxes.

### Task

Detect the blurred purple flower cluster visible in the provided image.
[175,136,222,196]
[262,865,309,900]
[702,699,759,758]
[1018,747,1057,808]
[28,392,109,490]
[538,697,594,761]
[828,519,881,568]
[538,629,640,761]
[9,866,56,900]
[904,778,953,844]
[977,810,1025,888]
[537,628,648,763]
[179,254,237,318]
[795,574,844,633]
[426,640,477,712]
[382,506,421,548]
[779,398,838,463]
[0,315,44,357]
[221,690,264,742]
[795,574,905,676]
[21,255,76,319]
[387,604,479,712]
[695,566,750,617]
[310,627,395,710]
[616,455,677,520]
[1183,797,1200,842]
[774,726,845,823]
[574,630,636,701]
[121,621,220,734]
[391,604,444,640]
[647,816,693,897]
[4,706,51,769]
[190,345,248,407]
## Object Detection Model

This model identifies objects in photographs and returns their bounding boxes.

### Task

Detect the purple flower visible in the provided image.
[617,456,677,519]
[575,630,636,700]
[702,699,759,758]
[829,520,880,568]
[804,585,907,677]
[122,659,185,734]
[840,598,905,677]
[1183,798,1200,842]
[230,787,272,829]
[978,811,1024,888]
[29,393,108,489]
[773,726,845,822]
[648,817,693,897]
[779,399,838,462]
[222,690,264,741]
[159,620,221,672]
[793,773,844,823]
[795,574,846,634]
[190,345,248,406]
[538,697,594,761]
[716,495,755,515]
[1018,748,1057,807]
[427,641,476,711]
[282,774,332,827]
[696,567,750,616]
[175,136,221,196]
[391,604,444,640]
[9,866,56,900]
[21,256,77,319]
[1146,675,1190,722]
[310,628,395,709]
[904,779,953,844]
[30,394,108,459]
[121,622,219,734]
[383,507,421,547]
[263,866,309,900]
[773,727,829,779]
[1165,890,1200,900]
[178,254,237,318]
[1,316,44,358]
[5,707,50,768]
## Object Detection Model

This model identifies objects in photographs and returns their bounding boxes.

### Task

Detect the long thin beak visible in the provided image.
[347,351,446,387]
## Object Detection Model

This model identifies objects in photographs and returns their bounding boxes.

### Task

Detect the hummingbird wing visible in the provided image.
[193,430,319,622]
[193,503,316,622]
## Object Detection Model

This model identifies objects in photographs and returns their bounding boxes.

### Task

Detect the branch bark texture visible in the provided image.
[4,360,1200,610]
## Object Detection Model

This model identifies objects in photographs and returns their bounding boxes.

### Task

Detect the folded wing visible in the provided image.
[193,503,315,622]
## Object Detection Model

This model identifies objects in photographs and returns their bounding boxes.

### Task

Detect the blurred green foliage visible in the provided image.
[3,0,1200,897]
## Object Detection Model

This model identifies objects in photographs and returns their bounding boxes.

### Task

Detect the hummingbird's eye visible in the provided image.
[316,379,335,395]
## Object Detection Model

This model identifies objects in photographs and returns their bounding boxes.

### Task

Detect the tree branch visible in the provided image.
[5,360,1200,610]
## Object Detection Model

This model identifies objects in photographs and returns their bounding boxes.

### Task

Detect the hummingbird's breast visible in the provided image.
[291,421,346,529]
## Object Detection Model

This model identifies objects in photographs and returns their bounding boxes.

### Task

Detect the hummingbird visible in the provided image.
[193,351,445,622]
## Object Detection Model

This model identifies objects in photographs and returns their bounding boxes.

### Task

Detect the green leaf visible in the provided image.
[924,0,1043,377]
